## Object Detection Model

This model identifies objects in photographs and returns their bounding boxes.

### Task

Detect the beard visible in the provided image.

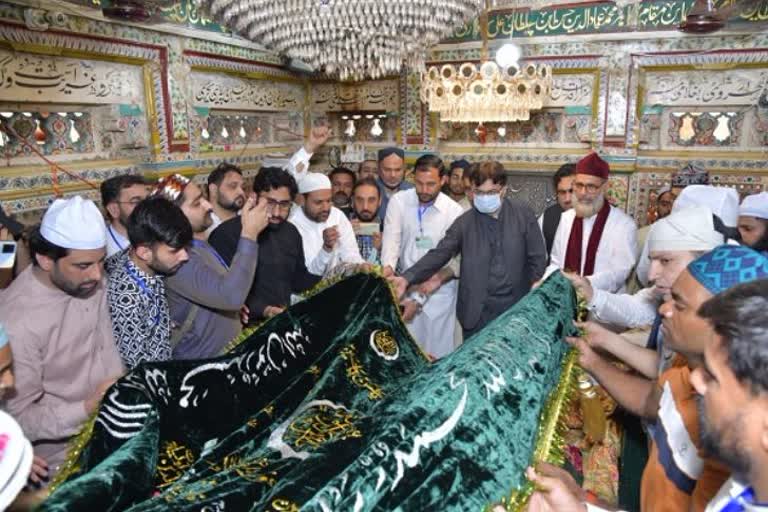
[332,192,350,207]
[220,195,245,212]
[355,209,377,222]
[417,191,439,205]
[306,208,330,223]
[150,260,185,276]
[51,268,100,298]
[696,395,752,480]
[574,195,604,218]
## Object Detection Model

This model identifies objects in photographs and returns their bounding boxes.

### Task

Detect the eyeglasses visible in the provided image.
[474,188,503,197]
[573,182,602,194]
[265,199,292,210]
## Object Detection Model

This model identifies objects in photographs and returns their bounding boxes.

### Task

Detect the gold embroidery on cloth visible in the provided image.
[271,498,300,511]
[285,405,363,450]
[156,441,196,488]
[373,330,399,358]
[340,345,384,400]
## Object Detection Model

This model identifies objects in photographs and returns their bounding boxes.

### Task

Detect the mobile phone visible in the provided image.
[355,222,379,236]
[0,241,17,269]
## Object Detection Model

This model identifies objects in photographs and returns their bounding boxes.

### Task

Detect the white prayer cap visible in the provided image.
[40,196,106,250]
[648,206,724,253]
[672,184,739,227]
[739,192,768,220]
[298,172,331,194]
[0,410,33,510]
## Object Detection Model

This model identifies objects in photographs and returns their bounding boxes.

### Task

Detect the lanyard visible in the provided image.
[108,226,125,251]
[192,239,229,269]
[123,261,161,326]
[417,202,433,235]
[720,486,761,512]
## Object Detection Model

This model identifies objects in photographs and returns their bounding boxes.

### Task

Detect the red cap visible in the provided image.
[575,152,610,180]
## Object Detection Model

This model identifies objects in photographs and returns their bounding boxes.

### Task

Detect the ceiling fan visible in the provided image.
[679,0,766,34]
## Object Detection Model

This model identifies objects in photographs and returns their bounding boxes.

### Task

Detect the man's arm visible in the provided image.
[543,211,568,279]
[306,242,333,276]
[587,216,638,292]
[4,326,88,441]
[570,337,661,421]
[337,213,364,264]
[285,124,331,185]
[380,194,403,270]
[167,238,259,311]
[208,220,240,266]
[589,287,658,328]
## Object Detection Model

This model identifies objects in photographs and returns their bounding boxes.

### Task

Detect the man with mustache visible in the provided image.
[0,196,124,483]
[206,163,246,233]
[381,155,464,358]
[524,277,768,512]
[558,245,768,512]
[350,177,383,264]
[209,167,321,323]
[155,174,269,359]
[329,167,356,218]
[288,172,363,276]
[106,197,192,370]
[375,147,413,223]
[544,153,637,293]
[100,174,149,257]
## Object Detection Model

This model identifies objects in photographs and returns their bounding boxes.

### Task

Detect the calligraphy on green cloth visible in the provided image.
[41,272,578,511]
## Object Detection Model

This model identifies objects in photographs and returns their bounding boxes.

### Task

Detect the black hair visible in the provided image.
[28,225,69,266]
[698,279,768,394]
[353,177,380,196]
[414,154,446,177]
[357,159,377,173]
[252,167,299,200]
[329,167,357,185]
[127,196,192,250]
[471,161,507,187]
[100,174,148,219]
[553,163,576,189]
[207,162,243,188]
[712,214,740,243]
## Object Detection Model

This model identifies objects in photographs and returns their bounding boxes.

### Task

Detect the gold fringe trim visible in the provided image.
[46,408,99,495]
[486,290,588,512]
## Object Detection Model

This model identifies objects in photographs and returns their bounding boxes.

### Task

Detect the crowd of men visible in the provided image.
[0,123,767,510]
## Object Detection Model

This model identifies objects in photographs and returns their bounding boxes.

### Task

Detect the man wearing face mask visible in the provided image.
[544,152,637,293]
[387,161,547,338]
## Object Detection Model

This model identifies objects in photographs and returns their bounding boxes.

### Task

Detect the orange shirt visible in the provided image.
[641,357,730,512]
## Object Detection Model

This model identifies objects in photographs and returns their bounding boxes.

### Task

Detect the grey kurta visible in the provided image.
[402,198,547,335]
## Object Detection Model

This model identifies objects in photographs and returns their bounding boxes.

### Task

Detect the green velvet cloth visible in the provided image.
[40,272,576,511]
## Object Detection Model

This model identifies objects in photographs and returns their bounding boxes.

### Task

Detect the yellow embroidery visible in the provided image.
[207,454,277,485]
[373,330,399,357]
[156,441,195,488]
[285,405,363,450]
[340,345,384,400]
[271,498,300,511]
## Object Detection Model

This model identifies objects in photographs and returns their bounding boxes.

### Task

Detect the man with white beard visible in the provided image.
[543,152,637,293]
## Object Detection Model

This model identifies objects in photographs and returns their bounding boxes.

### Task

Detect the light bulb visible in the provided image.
[495,43,521,69]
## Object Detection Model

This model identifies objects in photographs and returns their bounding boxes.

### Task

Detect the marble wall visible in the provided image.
[0,1,765,226]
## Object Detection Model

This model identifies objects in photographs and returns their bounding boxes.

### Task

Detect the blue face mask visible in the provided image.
[473,193,501,214]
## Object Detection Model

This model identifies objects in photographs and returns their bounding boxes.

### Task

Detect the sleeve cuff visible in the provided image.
[237,237,259,255]
[589,288,606,312]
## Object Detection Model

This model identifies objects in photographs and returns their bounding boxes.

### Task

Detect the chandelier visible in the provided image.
[420,59,552,122]
[197,1,483,81]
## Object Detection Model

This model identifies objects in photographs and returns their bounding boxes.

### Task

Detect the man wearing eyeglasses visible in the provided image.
[100,175,149,257]
[209,167,321,324]
[543,152,637,293]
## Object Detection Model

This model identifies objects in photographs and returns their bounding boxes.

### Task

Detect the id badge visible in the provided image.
[415,236,434,250]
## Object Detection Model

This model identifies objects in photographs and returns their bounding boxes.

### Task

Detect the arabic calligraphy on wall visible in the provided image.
[549,75,594,107]
[311,80,399,112]
[449,0,768,40]
[0,49,144,105]
[645,69,768,106]
[191,72,305,111]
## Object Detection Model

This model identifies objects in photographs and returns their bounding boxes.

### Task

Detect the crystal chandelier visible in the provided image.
[420,59,551,122]
[197,0,483,81]
[420,1,553,123]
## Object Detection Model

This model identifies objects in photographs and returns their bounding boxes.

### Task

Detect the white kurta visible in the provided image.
[105,223,129,257]
[382,189,464,358]
[544,205,638,293]
[589,286,659,329]
[289,205,363,276]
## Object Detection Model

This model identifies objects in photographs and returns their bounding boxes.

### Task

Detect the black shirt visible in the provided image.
[208,217,321,324]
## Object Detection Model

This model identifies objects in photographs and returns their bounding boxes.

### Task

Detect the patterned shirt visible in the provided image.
[356,234,380,264]
[106,250,172,370]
